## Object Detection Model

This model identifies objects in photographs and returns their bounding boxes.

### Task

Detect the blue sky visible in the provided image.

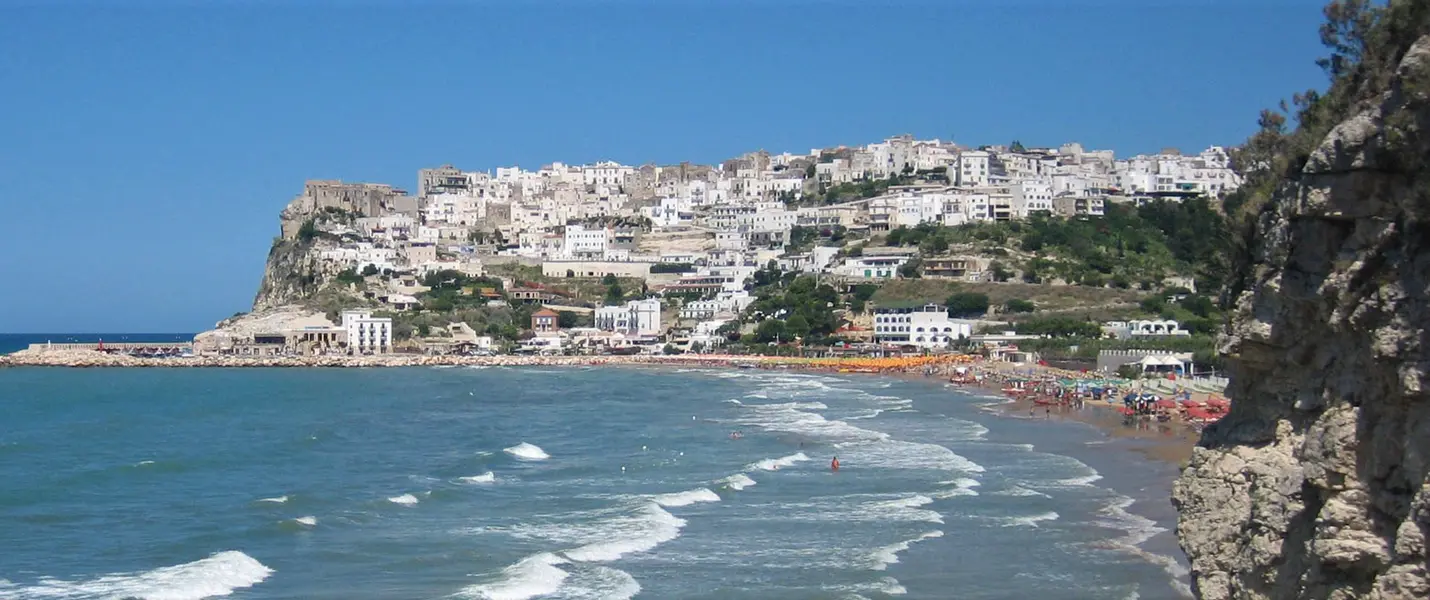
[0,1,1330,333]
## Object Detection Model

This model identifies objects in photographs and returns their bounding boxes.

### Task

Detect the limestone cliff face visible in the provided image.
[252,236,325,310]
[251,195,330,310]
[1173,36,1430,600]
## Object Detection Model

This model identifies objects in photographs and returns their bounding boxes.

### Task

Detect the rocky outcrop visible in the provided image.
[252,237,326,310]
[1173,36,1430,599]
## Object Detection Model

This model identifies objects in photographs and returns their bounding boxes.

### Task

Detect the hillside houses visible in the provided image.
[293,135,1240,345]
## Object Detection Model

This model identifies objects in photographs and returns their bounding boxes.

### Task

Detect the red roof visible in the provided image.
[532,308,559,317]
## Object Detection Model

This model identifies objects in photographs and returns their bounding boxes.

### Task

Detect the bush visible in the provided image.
[297,219,318,243]
[335,268,363,284]
[1004,299,1036,313]
[1180,294,1216,318]
[601,273,619,285]
[1140,296,1167,314]
[946,292,990,318]
[361,264,379,277]
[1012,316,1101,338]
[650,263,695,274]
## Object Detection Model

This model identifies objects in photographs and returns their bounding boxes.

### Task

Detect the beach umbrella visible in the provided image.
[1180,399,1204,407]
[1154,399,1178,409]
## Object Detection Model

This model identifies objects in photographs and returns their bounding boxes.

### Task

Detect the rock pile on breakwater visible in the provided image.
[0,348,764,369]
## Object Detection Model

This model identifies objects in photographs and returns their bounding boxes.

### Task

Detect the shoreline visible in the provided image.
[3,347,1203,465]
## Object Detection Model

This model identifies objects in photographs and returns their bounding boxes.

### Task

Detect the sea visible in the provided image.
[0,361,1193,600]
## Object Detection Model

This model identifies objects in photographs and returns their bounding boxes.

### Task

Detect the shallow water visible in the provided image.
[0,366,1190,599]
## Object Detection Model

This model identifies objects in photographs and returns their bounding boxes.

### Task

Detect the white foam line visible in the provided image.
[460,472,496,484]
[717,473,757,490]
[1097,496,1192,598]
[932,478,981,499]
[459,552,568,600]
[867,531,944,570]
[746,452,809,472]
[0,551,272,600]
[1002,511,1059,528]
[652,488,720,508]
[503,442,549,461]
[562,503,686,562]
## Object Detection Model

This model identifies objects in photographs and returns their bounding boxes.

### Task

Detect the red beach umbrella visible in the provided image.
[1154,399,1178,409]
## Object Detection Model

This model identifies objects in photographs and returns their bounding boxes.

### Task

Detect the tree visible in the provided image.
[989,261,1013,282]
[557,311,582,329]
[1140,296,1167,315]
[605,283,624,305]
[946,292,990,318]
[361,264,379,277]
[898,258,922,279]
[1009,140,1027,153]
[1004,299,1036,313]
[755,319,788,343]
[804,163,816,178]
[785,314,811,339]
[601,273,619,285]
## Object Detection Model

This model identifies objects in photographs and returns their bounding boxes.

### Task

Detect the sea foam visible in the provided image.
[562,503,686,562]
[503,443,550,461]
[747,452,809,472]
[460,472,497,484]
[652,488,720,508]
[388,493,420,506]
[293,516,317,527]
[0,551,272,600]
[558,566,641,600]
[461,552,568,600]
[256,495,288,504]
[867,530,944,570]
[1002,511,1060,528]
[717,473,757,491]
[932,478,981,499]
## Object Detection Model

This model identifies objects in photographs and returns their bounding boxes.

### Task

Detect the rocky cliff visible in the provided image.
[251,194,344,310]
[1172,33,1430,600]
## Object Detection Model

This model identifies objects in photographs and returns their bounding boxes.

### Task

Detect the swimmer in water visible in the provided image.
[831,456,840,471]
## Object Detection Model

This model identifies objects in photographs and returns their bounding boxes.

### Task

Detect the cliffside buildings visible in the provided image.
[284,134,1237,352]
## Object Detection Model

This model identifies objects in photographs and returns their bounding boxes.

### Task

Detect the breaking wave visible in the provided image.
[461,472,497,484]
[0,551,272,600]
[504,443,550,461]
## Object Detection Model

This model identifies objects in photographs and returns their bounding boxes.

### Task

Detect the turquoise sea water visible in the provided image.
[0,366,1191,599]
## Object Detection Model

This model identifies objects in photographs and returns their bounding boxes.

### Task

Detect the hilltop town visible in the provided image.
[196,134,1239,369]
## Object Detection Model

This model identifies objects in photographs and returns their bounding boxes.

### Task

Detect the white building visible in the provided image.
[595,298,663,337]
[834,251,915,279]
[957,151,990,187]
[341,310,393,355]
[1011,180,1054,216]
[873,304,973,349]
[562,225,609,259]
